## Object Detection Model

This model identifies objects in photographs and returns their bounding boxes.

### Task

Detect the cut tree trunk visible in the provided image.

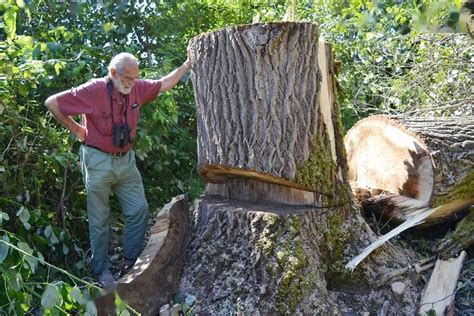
[177,23,421,314]
[191,22,348,201]
[345,115,474,225]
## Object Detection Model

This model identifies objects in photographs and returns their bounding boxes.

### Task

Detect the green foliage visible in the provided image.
[303,0,472,129]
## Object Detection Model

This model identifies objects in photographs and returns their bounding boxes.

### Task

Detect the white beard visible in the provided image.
[113,77,132,95]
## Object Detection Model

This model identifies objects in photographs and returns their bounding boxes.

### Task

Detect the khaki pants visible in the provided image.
[79,145,149,274]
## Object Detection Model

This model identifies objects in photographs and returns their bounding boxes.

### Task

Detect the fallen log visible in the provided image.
[178,23,421,314]
[345,115,474,225]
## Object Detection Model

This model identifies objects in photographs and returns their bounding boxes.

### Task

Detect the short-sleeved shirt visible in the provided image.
[57,77,162,153]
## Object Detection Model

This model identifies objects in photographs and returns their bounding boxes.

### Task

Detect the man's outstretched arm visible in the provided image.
[159,58,192,93]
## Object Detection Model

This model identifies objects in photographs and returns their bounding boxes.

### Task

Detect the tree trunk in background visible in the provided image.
[177,23,420,314]
[345,115,474,225]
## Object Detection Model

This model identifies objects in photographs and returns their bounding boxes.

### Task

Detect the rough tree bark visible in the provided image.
[345,115,474,226]
[192,22,346,202]
[177,23,421,314]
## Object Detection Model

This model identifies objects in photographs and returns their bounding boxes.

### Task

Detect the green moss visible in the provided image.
[294,132,337,196]
[331,93,350,179]
[257,213,280,255]
[258,236,276,255]
[293,129,353,208]
[433,172,474,207]
[276,240,309,313]
[452,210,474,246]
[258,215,320,314]
[276,251,288,268]
[319,211,366,289]
[274,217,314,314]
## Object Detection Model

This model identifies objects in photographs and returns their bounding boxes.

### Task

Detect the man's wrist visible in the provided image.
[183,61,191,69]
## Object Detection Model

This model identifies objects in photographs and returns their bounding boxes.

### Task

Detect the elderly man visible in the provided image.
[45,52,191,287]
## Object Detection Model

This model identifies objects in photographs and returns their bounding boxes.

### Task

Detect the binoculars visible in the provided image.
[113,123,132,148]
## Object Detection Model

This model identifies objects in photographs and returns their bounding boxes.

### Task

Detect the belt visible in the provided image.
[85,145,128,157]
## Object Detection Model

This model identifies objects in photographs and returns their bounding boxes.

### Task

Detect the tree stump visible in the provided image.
[345,115,474,225]
[178,23,421,314]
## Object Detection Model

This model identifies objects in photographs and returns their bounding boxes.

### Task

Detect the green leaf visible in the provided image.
[16,0,25,8]
[17,242,33,255]
[0,211,9,225]
[44,225,52,238]
[41,285,59,309]
[0,236,10,262]
[102,22,114,33]
[32,44,42,59]
[15,36,34,49]
[50,231,59,244]
[37,251,44,262]
[84,301,98,316]
[54,155,66,166]
[16,206,30,224]
[7,272,23,291]
[70,286,87,305]
[62,243,69,255]
[3,9,17,40]
[18,242,37,272]
[54,63,63,75]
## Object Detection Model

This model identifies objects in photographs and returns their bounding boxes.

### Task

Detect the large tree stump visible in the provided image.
[178,23,421,314]
[345,115,474,225]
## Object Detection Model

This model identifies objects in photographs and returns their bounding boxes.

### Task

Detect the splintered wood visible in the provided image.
[419,251,467,315]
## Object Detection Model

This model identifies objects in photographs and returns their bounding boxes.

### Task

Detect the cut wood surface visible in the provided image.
[189,22,348,195]
[419,251,467,315]
[206,179,317,206]
[345,115,474,224]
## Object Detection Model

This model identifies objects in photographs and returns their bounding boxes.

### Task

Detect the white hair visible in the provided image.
[108,52,139,75]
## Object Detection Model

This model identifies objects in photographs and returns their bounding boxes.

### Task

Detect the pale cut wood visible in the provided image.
[419,251,467,315]
[206,179,319,206]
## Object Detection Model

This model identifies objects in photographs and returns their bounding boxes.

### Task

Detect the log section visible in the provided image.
[345,115,474,223]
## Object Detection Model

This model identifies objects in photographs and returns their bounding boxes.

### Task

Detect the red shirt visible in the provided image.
[57,77,161,153]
